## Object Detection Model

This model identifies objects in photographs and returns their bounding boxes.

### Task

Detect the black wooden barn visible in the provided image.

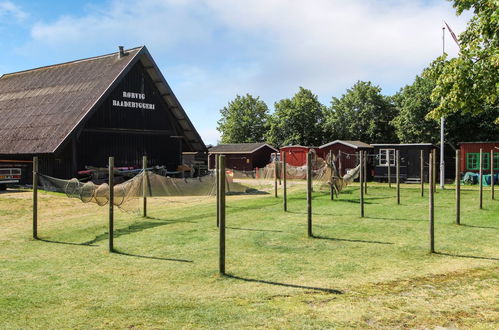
[0,46,206,183]
[371,144,436,183]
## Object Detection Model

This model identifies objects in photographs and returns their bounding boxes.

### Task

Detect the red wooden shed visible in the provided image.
[280,145,317,167]
[318,140,373,177]
[458,142,499,173]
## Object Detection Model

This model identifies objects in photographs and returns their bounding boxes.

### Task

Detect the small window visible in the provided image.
[466,152,497,170]
[378,149,395,166]
[482,153,490,170]
[466,153,479,170]
[486,152,499,170]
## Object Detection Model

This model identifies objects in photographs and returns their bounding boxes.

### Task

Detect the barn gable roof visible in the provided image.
[280,145,315,149]
[319,140,373,149]
[209,143,278,154]
[371,143,435,147]
[0,46,205,154]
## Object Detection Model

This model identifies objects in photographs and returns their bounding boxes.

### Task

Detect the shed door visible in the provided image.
[406,148,421,178]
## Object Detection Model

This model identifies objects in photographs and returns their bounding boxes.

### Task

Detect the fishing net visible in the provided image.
[38,154,361,212]
[310,153,360,195]
[231,160,282,192]
[228,156,360,196]
[39,169,253,211]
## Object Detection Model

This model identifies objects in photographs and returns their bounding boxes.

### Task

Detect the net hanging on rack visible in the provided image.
[311,153,361,194]
[39,170,254,209]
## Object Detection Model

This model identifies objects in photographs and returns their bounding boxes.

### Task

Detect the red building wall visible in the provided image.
[319,144,370,177]
[280,146,315,167]
[459,142,499,173]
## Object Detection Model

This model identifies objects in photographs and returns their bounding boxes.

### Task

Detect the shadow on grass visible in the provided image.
[113,249,193,263]
[225,274,343,294]
[227,190,269,196]
[435,252,499,261]
[460,224,498,230]
[82,217,201,245]
[284,210,354,216]
[365,216,425,223]
[38,238,97,247]
[144,216,199,223]
[304,195,387,204]
[286,189,365,201]
[313,235,393,245]
[226,200,281,211]
[80,200,282,246]
[227,226,283,233]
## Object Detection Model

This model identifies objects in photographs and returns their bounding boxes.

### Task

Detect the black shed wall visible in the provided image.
[373,145,435,182]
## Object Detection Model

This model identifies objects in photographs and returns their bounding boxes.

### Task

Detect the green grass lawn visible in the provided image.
[0,183,498,329]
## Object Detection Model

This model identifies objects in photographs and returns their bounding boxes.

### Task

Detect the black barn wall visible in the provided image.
[75,61,182,171]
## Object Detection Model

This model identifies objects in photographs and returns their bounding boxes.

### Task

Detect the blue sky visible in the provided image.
[0,0,469,145]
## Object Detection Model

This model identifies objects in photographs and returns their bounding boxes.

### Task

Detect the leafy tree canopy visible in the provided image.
[425,0,498,123]
[392,75,440,143]
[265,87,325,147]
[392,72,499,144]
[324,81,398,144]
[217,94,269,143]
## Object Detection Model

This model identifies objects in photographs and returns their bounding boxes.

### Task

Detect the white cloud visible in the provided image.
[17,0,471,144]
[0,1,27,21]
[29,0,212,50]
[205,0,468,94]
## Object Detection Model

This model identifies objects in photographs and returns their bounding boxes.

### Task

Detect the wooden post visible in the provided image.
[142,155,147,218]
[338,151,342,177]
[108,156,114,253]
[429,152,435,253]
[388,151,392,188]
[396,150,400,205]
[360,151,364,217]
[283,152,287,211]
[456,149,461,225]
[363,151,368,194]
[307,151,313,237]
[329,150,334,200]
[274,153,278,198]
[420,150,424,197]
[216,155,219,228]
[278,156,282,186]
[219,155,226,275]
[479,148,483,209]
[32,156,38,240]
[491,149,495,200]
[432,149,436,193]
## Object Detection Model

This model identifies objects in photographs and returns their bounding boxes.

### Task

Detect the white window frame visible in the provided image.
[379,149,395,166]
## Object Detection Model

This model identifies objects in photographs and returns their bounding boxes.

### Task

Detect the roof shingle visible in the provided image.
[0,47,142,154]
[209,143,277,154]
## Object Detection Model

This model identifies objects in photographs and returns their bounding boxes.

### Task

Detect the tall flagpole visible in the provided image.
[440,24,446,190]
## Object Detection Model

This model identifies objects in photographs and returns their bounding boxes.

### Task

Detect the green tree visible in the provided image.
[444,106,499,143]
[425,0,498,122]
[324,81,398,143]
[392,72,499,144]
[217,94,269,143]
[265,87,326,147]
[392,75,440,143]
